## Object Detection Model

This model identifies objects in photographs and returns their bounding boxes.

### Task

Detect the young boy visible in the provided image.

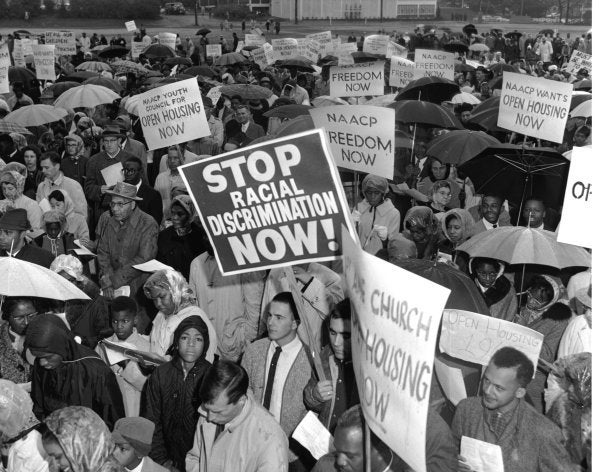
[112,417,168,471]
[96,296,149,417]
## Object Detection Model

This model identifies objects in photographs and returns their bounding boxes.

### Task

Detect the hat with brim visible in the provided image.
[575,285,591,308]
[105,181,143,201]
[0,209,31,231]
[101,124,125,140]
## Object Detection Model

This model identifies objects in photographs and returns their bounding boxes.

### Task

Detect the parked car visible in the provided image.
[164,2,186,14]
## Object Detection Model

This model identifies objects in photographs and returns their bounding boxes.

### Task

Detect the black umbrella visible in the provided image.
[8,66,37,85]
[539,29,555,36]
[142,44,176,59]
[443,40,469,54]
[14,29,32,36]
[196,28,211,36]
[472,96,500,114]
[98,45,129,59]
[570,92,592,111]
[184,65,218,78]
[462,24,478,37]
[466,107,508,133]
[351,51,383,63]
[264,104,312,119]
[487,63,519,77]
[459,144,570,210]
[573,79,592,91]
[395,76,460,104]
[426,129,501,166]
[455,62,475,73]
[41,81,80,98]
[388,100,463,129]
[164,57,193,67]
[60,71,98,83]
[278,56,315,71]
[505,31,522,40]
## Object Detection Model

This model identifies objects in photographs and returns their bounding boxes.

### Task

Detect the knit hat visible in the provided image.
[361,174,388,194]
[112,417,155,457]
[0,208,30,231]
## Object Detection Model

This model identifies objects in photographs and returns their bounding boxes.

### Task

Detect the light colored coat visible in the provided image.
[355,198,400,255]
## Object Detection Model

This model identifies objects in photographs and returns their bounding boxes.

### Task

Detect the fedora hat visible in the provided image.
[105,181,142,201]
[100,125,125,140]
[0,208,31,231]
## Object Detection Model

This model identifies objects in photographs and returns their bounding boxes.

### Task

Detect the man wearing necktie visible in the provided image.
[241,292,313,471]
[470,193,513,235]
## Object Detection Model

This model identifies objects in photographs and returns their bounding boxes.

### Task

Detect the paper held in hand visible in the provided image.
[101,340,163,366]
[460,436,504,472]
[292,411,333,460]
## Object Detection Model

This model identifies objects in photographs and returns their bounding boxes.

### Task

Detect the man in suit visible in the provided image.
[113,116,149,181]
[469,193,512,235]
[518,196,558,230]
[122,157,163,226]
[223,104,265,151]
[241,291,313,471]
[0,133,24,165]
[0,209,54,267]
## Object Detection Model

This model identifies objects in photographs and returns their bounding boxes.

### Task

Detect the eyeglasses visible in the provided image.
[109,201,133,209]
[121,168,138,174]
[11,312,38,322]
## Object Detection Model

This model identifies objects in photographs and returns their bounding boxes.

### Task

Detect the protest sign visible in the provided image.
[125,20,137,32]
[335,42,357,66]
[263,43,275,65]
[324,37,341,56]
[433,359,467,406]
[439,309,544,367]
[206,86,222,106]
[158,32,177,51]
[363,35,389,55]
[414,49,454,80]
[272,38,299,60]
[310,105,395,179]
[21,38,35,57]
[206,44,222,58]
[564,50,592,76]
[131,41,145,59]
[12,40,25,67]
[306,31,332,55]
[179,129,355,275]
[251,47,268,69]
[497,72,573,143]
[389,56,415,88]
[32,44,56,81]
[297,38,319,63]
[245,33,265,47]
[330,61,385,98]
[557,146,593,248]
[235,41,245,53]
[342,227,449,472]
[137,78,210,151]
[387,41,408,59]
[0,44,10,94]
[45,31,76,56]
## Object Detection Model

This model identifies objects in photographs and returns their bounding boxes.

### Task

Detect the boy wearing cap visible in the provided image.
[0,209,54,267]
[113,417,169,472]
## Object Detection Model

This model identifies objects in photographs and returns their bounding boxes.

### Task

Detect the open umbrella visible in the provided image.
[164,57,193,67]
[196,27,211,36]
[570,99,592,118]
[457,227,591,269]
[459,144,570,210]
[274,115,315,137]
[0,120,33,135]
[462,24,478,37]
[75,61,113,73]
[98,45,129,59]
[279,56,316,70]
[472,96,500,114]
[465,107,509,133]
[5,104,69,126]
[311,96,347,107]
[82,76,123,93]
[264,104,312,119]
[539,29,555,36]
[455,62,475,72]
[184,65,217,78]
[0,257,89,301]
[573,79,592,91]
[468,43,489,53]
[426,129,501,166]
[220,84,273,100]
[40,81,80,99]
[365,94,397,107]
[60,71,98,83]
[54,84,120,109]
[451,92,481,105]
[569,91,592,111]
[395,76,460,104]
[487,63,519,77]
[8,66,37,85]
[443,40,469,54]
[351,52,383,63]
[13,29,32,36]
[505,31,523,40]
[111,60,150,76]
[142,44,176,59]
[213,52,247,66]
[388,100,463,129]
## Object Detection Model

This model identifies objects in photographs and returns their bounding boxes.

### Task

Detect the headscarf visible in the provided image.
[166,315,210,358]
[42,210,67,232]
[440,208,476,245]
[403,206,439,237]
[387,234,418,265]
[0,380,38,441]
[361,174,388,195]
[8,133,27,151]
[25,314,81,361]
[0,170,26,199]
[516,275,564,325]
[143,269,197,315]
[44,406,122,472]
[64,133,85,158]
[171,194,196,220]
[49,188,77,218]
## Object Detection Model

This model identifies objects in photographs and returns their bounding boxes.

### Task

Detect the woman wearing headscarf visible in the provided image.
[33,210,77,258]
[438,208,476,273]
[41,406,124,472]
[61,134,89,188]
[48,189,90,241]
[25,314,124,429]
[416,158,463,210]
[22,145,44,200]
[143,316,211,472]
[143,269,217,363]
[156,195,207,280]
[514,275,571,413]
[0,168,43,230]
[469,257,518,321]
[402,206,442,260]
[353,174,400,256]
[0,380,49,472]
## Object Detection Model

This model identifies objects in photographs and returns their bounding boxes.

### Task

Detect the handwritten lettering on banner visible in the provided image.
[363,35,389,55]
[137,78,210,151]
[557,146,593,248]
[251,47,268,69]
[125,20,137,32]
[131,42,145,59]
[158,32,177,51]
[272,38,299,60]
[206,44,222,58]
[389,56,415,88]
[565,50,592,76]
[306,31,333,55]
[498,72,572,143]
[310,105,395,179]
[0,45,10,94]
[414,49,454,80]
[45,31,76,55]
[439,309,544,368]
[330,61,385,98]
[387,41,408,59]
[245,34,265,47]
[12,40,25,67]
[179,130,355,275]
[32,44,56,81]
[342,227,449,472]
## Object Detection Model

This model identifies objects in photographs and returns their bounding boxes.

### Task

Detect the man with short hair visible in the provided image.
[520,196,553,230]
[455,103,473,125]
[470,193,512,234]
[0,209,54,267]
[241,292,313,469]
[96,181,158,299]
[224,104,265,150]
[304,299,359,433]
[0,133,23,164]
[185,359,288,472]
[122,157,162,225]
[452,346,572,472]
[36,151,87,218]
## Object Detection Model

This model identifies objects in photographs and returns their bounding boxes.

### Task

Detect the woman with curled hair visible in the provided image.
[402,206,442,260]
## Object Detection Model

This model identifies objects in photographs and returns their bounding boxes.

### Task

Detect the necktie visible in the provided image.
[263,346,282,410]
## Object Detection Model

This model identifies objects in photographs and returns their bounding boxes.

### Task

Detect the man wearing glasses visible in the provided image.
[84,125,136,235]
[96,181,158,300]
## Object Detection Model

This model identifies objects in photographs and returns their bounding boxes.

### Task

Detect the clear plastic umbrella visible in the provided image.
[53,84,120,109]
[5,104,69,126]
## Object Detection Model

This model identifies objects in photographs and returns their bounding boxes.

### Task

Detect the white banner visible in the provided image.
[32,44,56,81]
[389,56,415,88]
[158,32,177,51]
[565,50,592,76]
[206,44,222,58]
[263,43,275,65]
[330,61,385,98]
[137,78,210,151]
[497,72,573,143]
[131,41,145,59]
[125,20,138,32]
[310,105,395,179]
[363,35,389,55]
[45,31,76,56]
[0,44,10,94]
[272,38,299,60]
[244,34,265,47]
[557,146,593,248]
[251,47,268,70]
[342,228,449,472]
[12,40,25,67]
[414,49,454,80]
[439,309,544,368]
[306,31,332,55]
[21,38,36,57]
[386,41,408,59]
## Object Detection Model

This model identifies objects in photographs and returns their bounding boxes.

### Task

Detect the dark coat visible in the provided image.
[0,243,55,268]
[156,223,206,280]
[143,357,211,471]
[136,183,163,226]
[0,321,30,384]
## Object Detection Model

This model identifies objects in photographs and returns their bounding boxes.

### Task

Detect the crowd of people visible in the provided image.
[0,19,592,472]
